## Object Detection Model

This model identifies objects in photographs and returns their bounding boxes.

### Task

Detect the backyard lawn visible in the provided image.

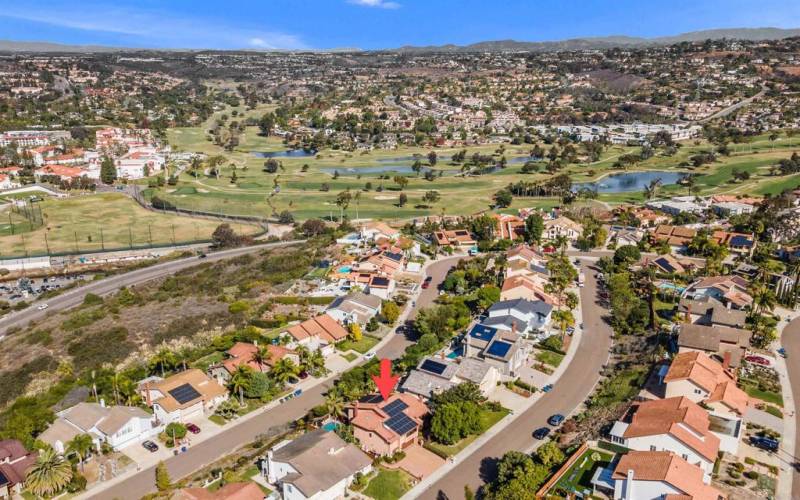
[553,448,615,497]
[535,349,565,368]
[363,467,412,500]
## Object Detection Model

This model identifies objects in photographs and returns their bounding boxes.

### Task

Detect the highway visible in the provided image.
[0,240,305,338]
[90,255,463,500]
[417,260,614,499]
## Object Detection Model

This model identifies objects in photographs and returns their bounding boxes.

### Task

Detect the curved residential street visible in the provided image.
[0,241,305,338]
[80,255,463,500]
[415,260,613,499]
[780,317,800,499]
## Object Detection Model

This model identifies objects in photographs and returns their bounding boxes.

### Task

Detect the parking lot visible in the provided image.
[0,273,90,304]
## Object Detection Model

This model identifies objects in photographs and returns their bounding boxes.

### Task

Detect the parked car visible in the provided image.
[186,423,201,434]
[142,440,159,452]
[37,303,48,310]
[421,276,433,289]
[533,427,551,440]
[364,352,376,360]
[745,355,770,366]
[750,436,779,452]
[542,384,553,393]
[778,348,788,358]
[548,414,565,426]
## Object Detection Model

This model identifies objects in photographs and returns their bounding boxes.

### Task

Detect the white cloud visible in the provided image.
[347,0,401,9]
[0,4,308,50]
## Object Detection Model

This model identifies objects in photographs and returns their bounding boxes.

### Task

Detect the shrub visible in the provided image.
[67,327,133,371]
[228,300,250,314]
[745,470,759,480]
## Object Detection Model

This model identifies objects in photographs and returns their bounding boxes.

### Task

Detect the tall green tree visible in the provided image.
[525,214,544,244]
[155,461,171,491]
[66,434,94,472]
[100,156,117,185]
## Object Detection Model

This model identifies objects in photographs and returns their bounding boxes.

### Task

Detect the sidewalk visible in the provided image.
[77,255,446,499]
[401,301,586,499]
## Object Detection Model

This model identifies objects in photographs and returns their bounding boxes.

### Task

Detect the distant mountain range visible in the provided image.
[394,28,800,53]
[1,27,799,54]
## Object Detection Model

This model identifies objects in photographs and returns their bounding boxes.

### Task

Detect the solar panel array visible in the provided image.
[486,340,512,358]
[420,359,448,375]
[469,324,497,342]
[168,383,201,404]
[655,257,675,273]
[382,399,409,417]
[385,412,417,435]
[360,394,384,404]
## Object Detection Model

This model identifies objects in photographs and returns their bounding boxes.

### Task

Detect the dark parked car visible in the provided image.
[750,436,779,452]
[142,440,159,452]
[421,276,433,289]
[533,427,551,440]
[186,423,201,434]
[548,414,565,426]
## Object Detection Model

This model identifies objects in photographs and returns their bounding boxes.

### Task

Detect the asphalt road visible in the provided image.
[781,317,800,499]
[416,260,614,499]
[0,241,305,338]
[92,255,463,500]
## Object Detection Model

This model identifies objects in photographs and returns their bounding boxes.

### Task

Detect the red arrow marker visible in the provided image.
[371,358,400,401]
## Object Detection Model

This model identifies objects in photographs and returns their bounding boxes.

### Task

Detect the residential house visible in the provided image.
[346,393,428,456]
[361,221,400,242]
[39,401,156,453]
[609,397,720,479]
[491,213,526,240]
[543,216,583,242]
[677,323,751,369]
[651,225,697,250]
[433,229,476,248]
[484,298,553,334]
[500,275,557,305]
[285,314,350,355]
[610,227,644,247]
[326,292,382,326]
[0,440,36,499]
[174,482,265,500]
[264,428,372,500]
[366,275,395,300]
[677,296,747,329]
[711,231,756,257]
[366,250,405,277]
[139,369,228,425]
[505,245,549,278]
[609,451,725,500]
[400,355,499,399]
[0,174,20,190]
[685,276,753,310]
[663,352,747,452]
[647,197,708,216]
[647,254,696,275]
[463,323,530,377]
[712,201,755,217]
[209,342,299,383]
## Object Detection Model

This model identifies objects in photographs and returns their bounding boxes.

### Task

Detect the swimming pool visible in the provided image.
[338,266,352,273]
[322,422,339,432]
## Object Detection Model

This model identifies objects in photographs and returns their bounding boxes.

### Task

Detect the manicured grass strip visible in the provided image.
[336,335,380,354]
[363,468,412,500]
[535,349,565,368]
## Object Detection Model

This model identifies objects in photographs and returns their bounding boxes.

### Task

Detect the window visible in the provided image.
[650,445,657,451]
[682,454,689,461]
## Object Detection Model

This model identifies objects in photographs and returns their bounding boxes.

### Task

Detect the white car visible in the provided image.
[364,352,376,360]
[37,303,49,310]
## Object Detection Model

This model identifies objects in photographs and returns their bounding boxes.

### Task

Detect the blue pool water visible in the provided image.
[322,422,339,432]
[573,171,687,193]
[338,266,352,273]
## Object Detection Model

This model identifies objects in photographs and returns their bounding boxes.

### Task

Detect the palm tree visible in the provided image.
[25,448,73,498]
[150,348,177,377]
[305,349,326,377]
[325,391,346,420]
[271,358,300,386]
[554,235,568,256]
[66,434,94,472]
[751,284,777,320]
[551,309,575,341]
[229,365,253,405]
[251,346,272,373]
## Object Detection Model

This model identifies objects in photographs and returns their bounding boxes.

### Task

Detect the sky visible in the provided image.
[1,0,799,50]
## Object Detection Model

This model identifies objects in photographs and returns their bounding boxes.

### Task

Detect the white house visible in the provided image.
[609,451,723,500]
[608,397,720,481]
[265,428,372,500]
[38,401,157,453]
[543,216,583,242]
[484,298,552,334]
[326,291,382,326]
[139,369,228,425]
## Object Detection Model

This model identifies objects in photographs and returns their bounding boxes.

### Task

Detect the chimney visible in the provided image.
[512,321,517,334]
[440,350,445,360]
[625,469,635,500]
[100,398,106,408]
[722,350,731,371]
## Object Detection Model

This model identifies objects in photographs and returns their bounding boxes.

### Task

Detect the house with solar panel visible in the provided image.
[346,393,429,456]
[463,323,530,377]
[400,355,500,399]
[139,369,229,425]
